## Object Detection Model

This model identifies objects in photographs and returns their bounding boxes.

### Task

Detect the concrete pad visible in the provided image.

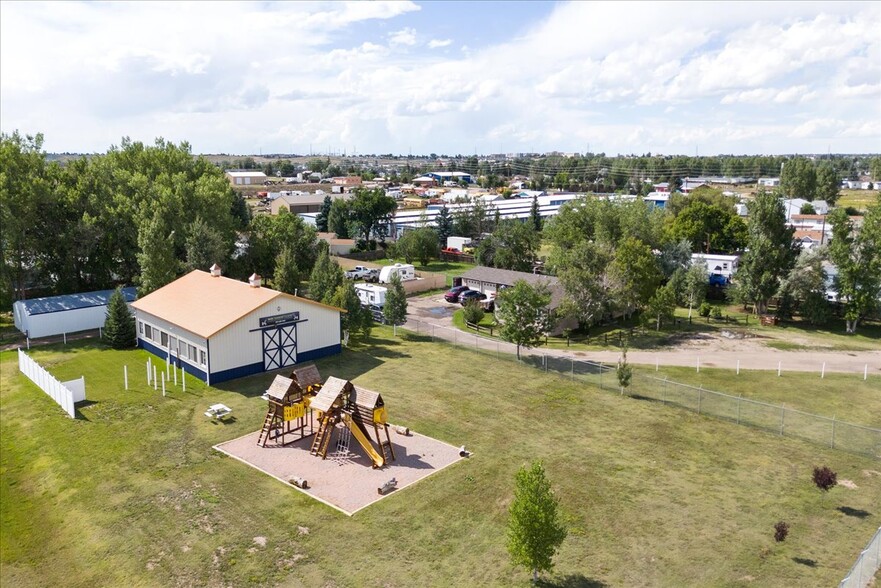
[214,424,465,515]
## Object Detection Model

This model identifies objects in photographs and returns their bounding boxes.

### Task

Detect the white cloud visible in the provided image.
[388,28,417,47]
[1,1,879,155]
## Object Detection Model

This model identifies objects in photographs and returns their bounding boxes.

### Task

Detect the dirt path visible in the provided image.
[404,295,881,375]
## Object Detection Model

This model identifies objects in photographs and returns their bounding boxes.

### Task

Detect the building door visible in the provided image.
[262,324,297,371]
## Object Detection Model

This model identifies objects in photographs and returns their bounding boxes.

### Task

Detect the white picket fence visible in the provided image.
[17,349,86,418]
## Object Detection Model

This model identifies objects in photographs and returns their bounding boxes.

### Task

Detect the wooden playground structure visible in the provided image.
[257,366,395,469]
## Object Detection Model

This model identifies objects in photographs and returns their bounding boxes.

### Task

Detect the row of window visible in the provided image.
[139,321,207,367]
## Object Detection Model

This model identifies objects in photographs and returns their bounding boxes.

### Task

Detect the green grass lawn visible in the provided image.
[2,333,880,587]
[837,190,879,212]
[386,258,476,287]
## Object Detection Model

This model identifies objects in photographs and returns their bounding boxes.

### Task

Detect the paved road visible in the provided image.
[404,294,881,375]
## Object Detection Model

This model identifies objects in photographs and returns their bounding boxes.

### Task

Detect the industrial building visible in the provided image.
[13,287,138,339]
[130,267,342,384]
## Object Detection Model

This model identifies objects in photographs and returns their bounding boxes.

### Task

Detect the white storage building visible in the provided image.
[13,287,137,339]
[130,269,342,384]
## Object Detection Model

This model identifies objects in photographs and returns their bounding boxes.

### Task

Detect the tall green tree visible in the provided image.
[136,210,179,295]
[827,201,881,333]
[736,191,799,315]
[102,287,136,349]
[555,241,613,331]
[780,157,817,200]
[815,162,840,205]
[608,236,662,318]
[315,194,332,233]
[272,245,300,295]
[383,273,408,336]
[529,195,542,232]
[476,220,539,272]
[308,247,344,304]
[644,283,677,330]
[682,262,708,319]
[495,280,551,359]
[506,461,567,584]
[396,227,439,267]
[185,216,227,272]
[330,282,371,340]
[328,198,351,239]
[349,187,397,244]
[778,248,831,325]
[435,205,454,246]
[667,199,746,254]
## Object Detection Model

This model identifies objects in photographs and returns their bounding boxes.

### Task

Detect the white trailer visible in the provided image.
[691,254,740,279]
[378,263,416,284]
[355,284,388,307]
[446,236,472,251]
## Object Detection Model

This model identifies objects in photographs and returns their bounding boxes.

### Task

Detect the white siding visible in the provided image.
[133,310,208,369]
[15,304,117,338]
[209,297,340,373]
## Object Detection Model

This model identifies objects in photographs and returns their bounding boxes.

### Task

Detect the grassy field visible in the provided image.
[2,333,880,587]
[837,189,879,212]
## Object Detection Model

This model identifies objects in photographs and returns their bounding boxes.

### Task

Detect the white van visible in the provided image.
[378,263,416,284]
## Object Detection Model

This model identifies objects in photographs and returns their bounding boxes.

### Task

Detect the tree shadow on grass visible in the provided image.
[792,557,818,567]
[537,574,608,588]
[837,506,872,519]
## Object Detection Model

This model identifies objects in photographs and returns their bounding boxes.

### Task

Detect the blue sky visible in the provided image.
[1,1,879,156]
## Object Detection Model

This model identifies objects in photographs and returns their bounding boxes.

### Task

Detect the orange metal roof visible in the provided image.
[131,270,342,338]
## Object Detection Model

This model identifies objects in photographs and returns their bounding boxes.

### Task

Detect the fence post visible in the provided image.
[63,332,67,345]
[182,365,186,392]
[697,356,700,373]
[777,361,781,377]
[736,359,740,375]
[147,360,151,385]
[124,365,128,390]
[821,362,825,379]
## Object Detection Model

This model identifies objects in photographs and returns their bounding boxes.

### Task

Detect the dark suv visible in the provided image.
[444,285,470,302]
[458,290,487,305]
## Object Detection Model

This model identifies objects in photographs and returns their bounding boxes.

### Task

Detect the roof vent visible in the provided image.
[209,264,222,277]
[249,273,262,288]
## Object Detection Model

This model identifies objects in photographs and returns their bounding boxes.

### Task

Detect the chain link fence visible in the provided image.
[839,526,881,588]
[405,318,881,459]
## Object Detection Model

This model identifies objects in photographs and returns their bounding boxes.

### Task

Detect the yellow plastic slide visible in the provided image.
[343,414,384,468]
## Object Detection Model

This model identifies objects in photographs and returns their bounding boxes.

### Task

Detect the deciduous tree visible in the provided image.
[507,461,567,583]
[495,280,551,359]
[781,157,817,200]
[136,210,179,295]
[827,201,881,333]
[383,273,408,336]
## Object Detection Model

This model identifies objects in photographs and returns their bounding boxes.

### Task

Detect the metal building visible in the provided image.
[13,287,137,339]
[130,268,342,384]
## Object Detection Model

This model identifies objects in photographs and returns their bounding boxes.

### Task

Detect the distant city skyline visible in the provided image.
[2,1,880,156]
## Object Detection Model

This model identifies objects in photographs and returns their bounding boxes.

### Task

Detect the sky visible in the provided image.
[1,1,880,156]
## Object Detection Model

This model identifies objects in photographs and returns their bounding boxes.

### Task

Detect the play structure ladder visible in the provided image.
[379,438,394,463]
[257,410,275,447]
[310,416,333,458]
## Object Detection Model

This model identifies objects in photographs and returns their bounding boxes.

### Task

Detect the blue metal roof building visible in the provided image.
[13,287,137,339]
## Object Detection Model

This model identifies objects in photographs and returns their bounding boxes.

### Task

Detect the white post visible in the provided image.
[696,356,700,373]
[124,365,128,390]
[821,362,825,379]
[174,365,178,386]
[736,359,740,375]
[26,337,30,349]
[99,327,102,338]
[161,373,166,397]
[777,361,781,377]
[865,364,868,381]
[147,360,151,384]
[181,365,186,392]
[153,366,158,391]
[63,332,67,345]
[166,350,170,376]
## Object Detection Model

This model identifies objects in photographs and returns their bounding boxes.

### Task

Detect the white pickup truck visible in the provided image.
[344,266,372,280]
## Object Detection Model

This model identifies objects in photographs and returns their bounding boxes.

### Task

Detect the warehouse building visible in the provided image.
[130,267,342,384]
[13,287,137,339]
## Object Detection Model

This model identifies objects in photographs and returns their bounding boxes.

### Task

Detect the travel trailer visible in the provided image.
[378,263,416,284]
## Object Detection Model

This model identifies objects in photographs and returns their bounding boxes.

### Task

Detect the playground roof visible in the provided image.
[266,375,295,401]
[131,270,343,338]
[350,385,381,410]
[16,287,137,316]
[291,364,322,389]
[311,377,349,413]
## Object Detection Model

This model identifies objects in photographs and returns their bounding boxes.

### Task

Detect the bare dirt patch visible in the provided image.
[839,479,858,490]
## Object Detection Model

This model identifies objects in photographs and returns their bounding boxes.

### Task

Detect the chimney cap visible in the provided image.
[209,263,222,277]
[248,273,262,287]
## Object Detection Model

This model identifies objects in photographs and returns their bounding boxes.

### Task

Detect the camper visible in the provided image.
[355,284,388,307]
[691,253,740,283]
[446,236,472,251]
[378,263,416,284]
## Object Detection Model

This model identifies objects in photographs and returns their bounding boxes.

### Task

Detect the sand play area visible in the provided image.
[214,424,465,515]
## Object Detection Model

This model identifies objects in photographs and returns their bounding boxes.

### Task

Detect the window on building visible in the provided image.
[160,332,169,348]
[189,344,197,361]
[138,321,144,335]
[170,337,178,353]
[144,324,152,340]
[199,350,207,366]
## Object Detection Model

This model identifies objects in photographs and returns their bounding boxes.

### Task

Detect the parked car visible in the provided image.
[363,268,380,283]
[344,266,372,280]
[444,285,470,303]
[441,247,461,255]
[459,290,488,305]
